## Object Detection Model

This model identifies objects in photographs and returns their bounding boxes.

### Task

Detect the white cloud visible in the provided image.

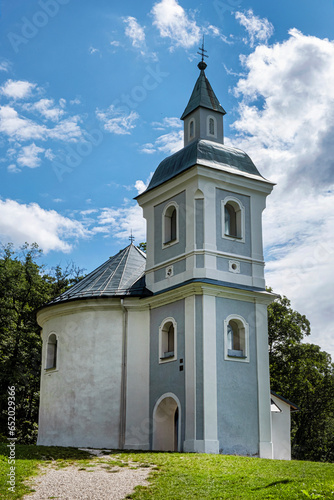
[235,9,274,47]
[230,29,334,356]
[17,143,45,168]
[0,105,47,141]
[70,98,81,105]
[0,61,10,72]
[123,16,157,60]
[89,46,100,55]
[141,129,183,154]
[1,79,37,99]
[95,203,146,242]
[203,25,233,45]
[0,199,89,253]
[110,40,121,47]
[135,173,154,194]
[0,105,82,142]
[123,16,146,50]
[44,149,55,161]
[152,116,182,130]
[23,98,65,121]
[7,164,20,173]
[96,105,139,135]
[151,0,201,50]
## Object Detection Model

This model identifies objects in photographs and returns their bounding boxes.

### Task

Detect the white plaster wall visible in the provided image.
[255,303,273,459]
[271,395,292,460]
[202,293,219,453]
[37,301,123,448]
[124,305,150,449]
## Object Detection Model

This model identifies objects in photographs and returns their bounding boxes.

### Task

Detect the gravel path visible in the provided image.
[22,453,152,500]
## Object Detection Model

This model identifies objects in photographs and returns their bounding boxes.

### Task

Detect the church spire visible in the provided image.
[181,40,226,146]
[180,42,226,121]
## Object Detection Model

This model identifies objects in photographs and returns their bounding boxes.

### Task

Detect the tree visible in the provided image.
[138,242,146,252]
[268,293,334,462]
[0,243,83,443]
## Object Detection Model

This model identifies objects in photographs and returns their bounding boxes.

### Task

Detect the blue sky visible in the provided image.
[0,0,334,356]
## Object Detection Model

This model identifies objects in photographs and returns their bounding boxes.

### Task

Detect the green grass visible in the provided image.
[0,445,333,499]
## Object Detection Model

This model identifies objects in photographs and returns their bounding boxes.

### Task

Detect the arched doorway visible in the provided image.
[152,394,180,451]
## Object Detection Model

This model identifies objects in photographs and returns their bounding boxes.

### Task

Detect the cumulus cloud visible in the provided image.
[0,199,89,253]
[0,105,82,143]
[230,29,334,356]
[0,81,83,175]
[23,98,65,121]
[94,204,146,242]
[123,16,146,50]
[141,129,183,154]
[1,79,37,99]
[96,105,139,135]
[235,9,274,47]
[152,116,182,130]
[123,16,157,60]
[151,0,201,50]
[135,173,154,194]
[17,143,45,168]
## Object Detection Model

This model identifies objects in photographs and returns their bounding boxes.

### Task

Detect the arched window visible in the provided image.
[223,198,244,240]
[46,333,57,370]
[207,115,217,137]
[159,318,177,363]
[163,203,178,245]
[224,316,249,361]
[209,117,215,135]
[189,119,195,139]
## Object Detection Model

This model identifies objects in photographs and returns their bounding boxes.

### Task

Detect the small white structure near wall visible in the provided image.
[271,391,299,460]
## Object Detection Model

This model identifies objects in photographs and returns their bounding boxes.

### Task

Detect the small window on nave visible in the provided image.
[46,333,57,370]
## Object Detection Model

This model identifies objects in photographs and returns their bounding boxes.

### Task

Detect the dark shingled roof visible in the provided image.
[181,69,226,120]
[141,139,264,194]
[47,244,151,305]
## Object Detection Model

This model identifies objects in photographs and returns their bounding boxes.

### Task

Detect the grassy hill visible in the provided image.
[0,445,333,499]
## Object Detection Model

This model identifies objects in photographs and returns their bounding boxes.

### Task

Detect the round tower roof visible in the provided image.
[142,139,266,194]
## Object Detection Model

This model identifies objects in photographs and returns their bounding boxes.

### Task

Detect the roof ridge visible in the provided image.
[102,245,130,293]
[118,245,132,291]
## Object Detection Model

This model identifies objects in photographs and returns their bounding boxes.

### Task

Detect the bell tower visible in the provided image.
[137,49,275,458]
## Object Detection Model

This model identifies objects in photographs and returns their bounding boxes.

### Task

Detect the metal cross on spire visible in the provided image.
[197,35,208,71]
[129,231,135,244]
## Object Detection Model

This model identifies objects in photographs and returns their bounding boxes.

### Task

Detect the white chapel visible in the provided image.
[37,55,297,460]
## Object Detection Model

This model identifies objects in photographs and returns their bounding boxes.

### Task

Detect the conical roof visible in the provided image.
[48,244,151,305]
[181,68,226,120]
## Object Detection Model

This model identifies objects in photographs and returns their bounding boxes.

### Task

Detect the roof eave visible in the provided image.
[180,103,226,121]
